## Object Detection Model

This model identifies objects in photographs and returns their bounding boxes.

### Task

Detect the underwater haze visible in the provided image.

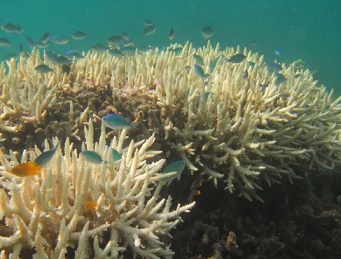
[0,0,340,94]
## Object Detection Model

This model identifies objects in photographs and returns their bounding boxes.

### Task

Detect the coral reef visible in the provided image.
[0,41,341,201]
[0,120,194,258]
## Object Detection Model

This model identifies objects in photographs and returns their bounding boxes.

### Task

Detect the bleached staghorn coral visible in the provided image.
[0,119,195,258]
[58,42,341,200]
[161,48,341,199]
[153,44,341,200]
[0,50,89,143]
[2,42,341,200]
[0,56,58,132]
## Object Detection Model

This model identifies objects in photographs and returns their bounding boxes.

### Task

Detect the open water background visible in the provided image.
[0,0,340,94]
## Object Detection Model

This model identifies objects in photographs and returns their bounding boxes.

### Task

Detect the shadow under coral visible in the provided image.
[171,168,341,259]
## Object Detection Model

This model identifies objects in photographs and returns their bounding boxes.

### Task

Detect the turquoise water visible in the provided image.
[0,0,340,93]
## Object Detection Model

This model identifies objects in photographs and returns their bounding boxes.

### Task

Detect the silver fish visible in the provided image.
[0,37,11,47]
[168,28,176,40]
[1,22,23,33]
[41,33,50,44]
[107,35,124,46]
[71,31,87,40]
[91,43,109,52]
[143,19,154,26]
[34,64,54,73]
[64,51,83,60]
[143,24,157,36]
[201,26,214,39]
[53,55,72,65]
[226,54,246,63]
[50,35,69,45]
[34,39,49,49]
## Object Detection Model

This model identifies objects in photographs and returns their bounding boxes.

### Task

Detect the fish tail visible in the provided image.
[29,163,42,176]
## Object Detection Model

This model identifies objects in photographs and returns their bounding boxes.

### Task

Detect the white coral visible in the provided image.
[0,57,58,129]
[0,120,195,258]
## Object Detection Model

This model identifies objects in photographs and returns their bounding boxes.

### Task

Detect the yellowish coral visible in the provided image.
[1,42,341,201]
[0,57,57,131]
[0,120,194,258]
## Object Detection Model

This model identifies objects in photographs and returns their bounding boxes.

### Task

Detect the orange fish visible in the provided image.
[187,180,203,203]
[83,200,97,213]
[10,161,42,177]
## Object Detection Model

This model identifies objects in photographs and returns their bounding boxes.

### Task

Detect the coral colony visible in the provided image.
[0,41,341,257]
[0,121,194,258]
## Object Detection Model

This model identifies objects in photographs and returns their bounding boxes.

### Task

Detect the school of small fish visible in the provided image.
[1,17,287,205]
[0,18,285,78]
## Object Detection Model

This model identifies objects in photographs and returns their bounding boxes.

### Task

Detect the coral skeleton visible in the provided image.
[71,42,341,200]
[1,42,341,201]
[0,120,195,258]
[0,57,58,130]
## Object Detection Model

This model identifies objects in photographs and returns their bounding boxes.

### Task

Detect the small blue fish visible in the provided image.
[242,70,248,79]
[0,37,11,47]
[104,146,122,162]
[143,19,154,26]
[34,38,50,49]
[45,50,58,61]
[226,54,246,63]
[111,148,122,162]
[168,28,176,40]
[50,35,69,45]
[201,26,214,39]
[41,33,51,44]
[193,54,204,66]
[274,48,281,56]
[91,43,109,52]
[71,31,87,40]
[64,50,83,60]
[107,34,124,46]
[109,48,124,57]
[162,160,186,184]
[102,114,131,130]
[53,55,71,65]
[194,64,210,79]
[143,24,157,36]
[1,22,23,33]
[34,142,59,167]
[35,64,53,73]
[80,150,105,164]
